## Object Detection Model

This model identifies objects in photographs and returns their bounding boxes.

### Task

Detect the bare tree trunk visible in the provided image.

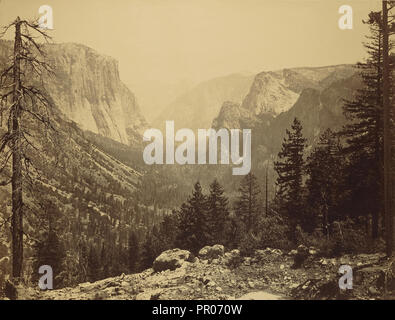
[382,1,394,257]
[11,17,23,280]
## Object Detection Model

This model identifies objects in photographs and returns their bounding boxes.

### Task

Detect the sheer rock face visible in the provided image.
[240,65,356,118]
[0,40,147,146]
[241,71,300,117]
[45,43,148,145]
[213,65,359,150]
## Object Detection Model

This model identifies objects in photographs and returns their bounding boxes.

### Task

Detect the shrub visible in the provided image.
[239,233,259,257]
[259,214,292,251]
[295,218,382,257]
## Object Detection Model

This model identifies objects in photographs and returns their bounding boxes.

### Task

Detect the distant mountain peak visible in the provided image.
[241,71,300,117]
[240,64,356,118]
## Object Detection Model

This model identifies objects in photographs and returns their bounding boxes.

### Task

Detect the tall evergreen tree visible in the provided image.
[234,172,261,235]
[100,243,110,278]
[128,230,140,273]
[382,0,395,256]
[274,117,307,233]
[33,229,65,289]
[306,129,344,234]
[340,8,394,238]
[158,213,179,250]
[206,179,229,245]
[33,200,65,288]
[140,228,162,269]
[176,182,208,254]
[87,244,101,282]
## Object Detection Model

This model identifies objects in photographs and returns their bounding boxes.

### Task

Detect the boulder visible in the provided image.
[198,245,225,260]
[224,249,242,268]
[153,249,194,272]
[243,257,252,266]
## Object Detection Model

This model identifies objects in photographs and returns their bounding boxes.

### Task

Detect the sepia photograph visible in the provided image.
[0,0,394,306]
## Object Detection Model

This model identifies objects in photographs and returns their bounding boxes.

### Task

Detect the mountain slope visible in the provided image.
[0,114,165,288]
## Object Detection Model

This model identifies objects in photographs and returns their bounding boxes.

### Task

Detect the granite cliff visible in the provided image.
[0,40,147,145]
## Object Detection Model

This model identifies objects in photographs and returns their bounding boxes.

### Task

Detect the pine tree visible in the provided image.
[33,229,65,289]
[225,214,245,249]
[382,0,395,256]
[87,244,101,282]
[234,172,261,235]
[33,200,65,288]
[158,213,179,250]
[306,129,344,234]
[100,243,110,278]
[128,230,140,273]
[78,240,89,282]
[206,179,229,245]
[340,8,394,239]
[176,182,208,254]
[140,229,162,269]
[274,117,307,233]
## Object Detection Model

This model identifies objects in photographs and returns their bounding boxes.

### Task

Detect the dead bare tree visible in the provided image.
[0,17,54,281]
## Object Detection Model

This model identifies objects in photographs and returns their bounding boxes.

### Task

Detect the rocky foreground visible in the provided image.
[12,245,395,300]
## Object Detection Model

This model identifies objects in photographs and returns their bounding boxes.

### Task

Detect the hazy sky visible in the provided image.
[0,0,382,119]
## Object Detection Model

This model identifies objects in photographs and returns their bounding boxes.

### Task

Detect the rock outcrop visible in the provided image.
[0,40,148,145]
[241,71,300,117]
[153,249,195,272]
[198,245,225,260]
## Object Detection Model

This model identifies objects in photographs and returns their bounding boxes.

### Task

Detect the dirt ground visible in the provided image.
[9,247,394,300]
